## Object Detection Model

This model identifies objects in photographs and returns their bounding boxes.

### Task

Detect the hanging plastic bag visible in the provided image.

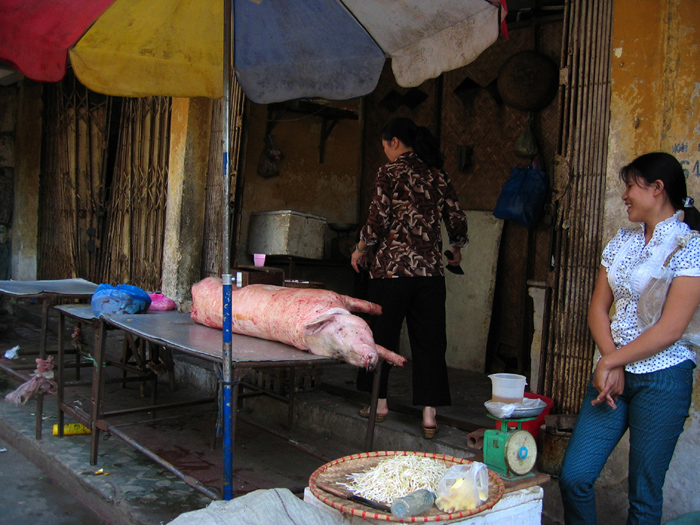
[513,120,538,158]
[5,356,58,405]
[435,463,489,513]
[91,284,152,317]
[493,166,548,229]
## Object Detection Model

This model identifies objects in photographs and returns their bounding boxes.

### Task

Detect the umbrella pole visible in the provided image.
[222,0,234,501]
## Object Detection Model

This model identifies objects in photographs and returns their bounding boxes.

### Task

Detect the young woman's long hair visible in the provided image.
[619,152,700,231]
[382,117,444,169]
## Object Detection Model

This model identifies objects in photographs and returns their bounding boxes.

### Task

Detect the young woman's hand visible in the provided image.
[592,359,625,409]
[351,245,366,273]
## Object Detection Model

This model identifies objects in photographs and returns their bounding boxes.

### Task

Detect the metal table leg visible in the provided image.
[34,297,52,440]
[57,310,65,437]
[287,367,296,429]
[90,320,107,465]
[364,359,382,451]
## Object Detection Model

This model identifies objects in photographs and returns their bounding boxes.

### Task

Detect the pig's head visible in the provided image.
[303,309,379,370]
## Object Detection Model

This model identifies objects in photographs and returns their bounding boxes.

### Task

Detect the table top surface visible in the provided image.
[0,279,98,297]
[100,312,338,366]
[54,304,99,321]
[54,304,179,322]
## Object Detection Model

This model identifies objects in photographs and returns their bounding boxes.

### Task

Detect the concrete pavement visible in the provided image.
[0,303,565,524]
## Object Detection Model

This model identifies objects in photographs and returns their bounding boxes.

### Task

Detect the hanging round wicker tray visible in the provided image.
[308,450,505,522]
[497,50,559,111]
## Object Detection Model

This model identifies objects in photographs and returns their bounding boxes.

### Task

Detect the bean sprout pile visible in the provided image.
[339,455,448,504]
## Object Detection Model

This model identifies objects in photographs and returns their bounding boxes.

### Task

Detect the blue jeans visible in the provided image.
[559,360,695,525]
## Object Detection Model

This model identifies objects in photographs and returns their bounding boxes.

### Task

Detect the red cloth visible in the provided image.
[500,0,510,40]
[0,0,116,81]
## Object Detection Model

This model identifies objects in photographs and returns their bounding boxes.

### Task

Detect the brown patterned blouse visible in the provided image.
[360,151,469,279]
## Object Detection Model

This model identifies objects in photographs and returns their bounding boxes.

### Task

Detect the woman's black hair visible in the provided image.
[619,152,700,231]
[382,117,444,169]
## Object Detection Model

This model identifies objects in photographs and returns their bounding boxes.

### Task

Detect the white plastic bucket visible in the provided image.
[488,373,527,404]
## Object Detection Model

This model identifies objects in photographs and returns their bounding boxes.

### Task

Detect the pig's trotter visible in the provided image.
[376,345,406,367]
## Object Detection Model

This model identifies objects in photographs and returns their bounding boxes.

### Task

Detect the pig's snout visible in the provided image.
[362,350,378,371]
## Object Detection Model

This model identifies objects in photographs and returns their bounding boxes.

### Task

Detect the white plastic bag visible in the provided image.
[637,232,700,347]
[435,463,489,513]
[637,266,673,330]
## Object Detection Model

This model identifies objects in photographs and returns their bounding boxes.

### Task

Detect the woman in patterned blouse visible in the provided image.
[351,117,468,438]
[559,152,700,524]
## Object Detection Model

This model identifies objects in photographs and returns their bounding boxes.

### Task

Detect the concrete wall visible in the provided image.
[162,97,213,308]
[237,100,363,270]
[7,81,41,280]
[601,1,700,521]
[0,86,17,280]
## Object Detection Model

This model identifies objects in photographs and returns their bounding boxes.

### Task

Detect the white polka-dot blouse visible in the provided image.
[601,211,699,373]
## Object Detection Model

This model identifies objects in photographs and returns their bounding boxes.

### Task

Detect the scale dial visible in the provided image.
[504,430,537,475]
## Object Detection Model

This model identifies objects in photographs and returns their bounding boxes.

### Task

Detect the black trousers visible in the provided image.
[357,276,451,407]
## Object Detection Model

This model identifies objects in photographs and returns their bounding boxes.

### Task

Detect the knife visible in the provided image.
[316,481,392,513]
[444,250,464,275]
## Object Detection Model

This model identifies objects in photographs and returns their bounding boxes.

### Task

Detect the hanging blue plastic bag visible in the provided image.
[493,166,548,229]
[91,284,152,317]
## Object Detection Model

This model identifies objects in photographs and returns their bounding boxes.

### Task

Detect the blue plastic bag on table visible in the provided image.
[493,166,548,229]
[91,284,152,317]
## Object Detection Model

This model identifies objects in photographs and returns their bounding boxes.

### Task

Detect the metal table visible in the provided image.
[91,312,381,500]
[54,305,172,440]
[0,279,98,438]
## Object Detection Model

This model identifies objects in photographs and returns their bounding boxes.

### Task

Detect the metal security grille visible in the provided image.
[541,0,614,413]
[99,97,171,291]
[38,74,111,282]
[39,74,171,291]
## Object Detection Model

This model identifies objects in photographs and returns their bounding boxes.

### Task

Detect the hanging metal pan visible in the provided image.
[497,50,559,111]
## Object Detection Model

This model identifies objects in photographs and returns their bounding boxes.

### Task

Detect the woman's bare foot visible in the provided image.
[359,398,389,421]
[423,406,437,428]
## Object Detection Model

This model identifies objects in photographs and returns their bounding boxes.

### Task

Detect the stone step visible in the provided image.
[240,390,478,462]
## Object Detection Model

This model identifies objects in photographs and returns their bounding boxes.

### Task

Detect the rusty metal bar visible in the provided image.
[543,0,614,413]
[102,397,216,418]
[0,362,30,383]
[101,422,222,500]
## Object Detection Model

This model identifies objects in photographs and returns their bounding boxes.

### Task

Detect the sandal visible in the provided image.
[423,424,439,439]
[358,406,386,422]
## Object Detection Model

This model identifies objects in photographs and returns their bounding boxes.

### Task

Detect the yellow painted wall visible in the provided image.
[605,0,700,241]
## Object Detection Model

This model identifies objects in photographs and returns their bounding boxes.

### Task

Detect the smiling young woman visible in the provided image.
[559,152,700,524]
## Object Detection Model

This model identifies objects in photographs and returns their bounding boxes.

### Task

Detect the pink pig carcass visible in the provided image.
[190,277,406,370]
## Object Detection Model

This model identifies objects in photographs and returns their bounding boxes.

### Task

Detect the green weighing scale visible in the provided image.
[483,415,537,480]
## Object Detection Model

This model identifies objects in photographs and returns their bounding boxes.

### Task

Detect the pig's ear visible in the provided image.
[303,308,348,336]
